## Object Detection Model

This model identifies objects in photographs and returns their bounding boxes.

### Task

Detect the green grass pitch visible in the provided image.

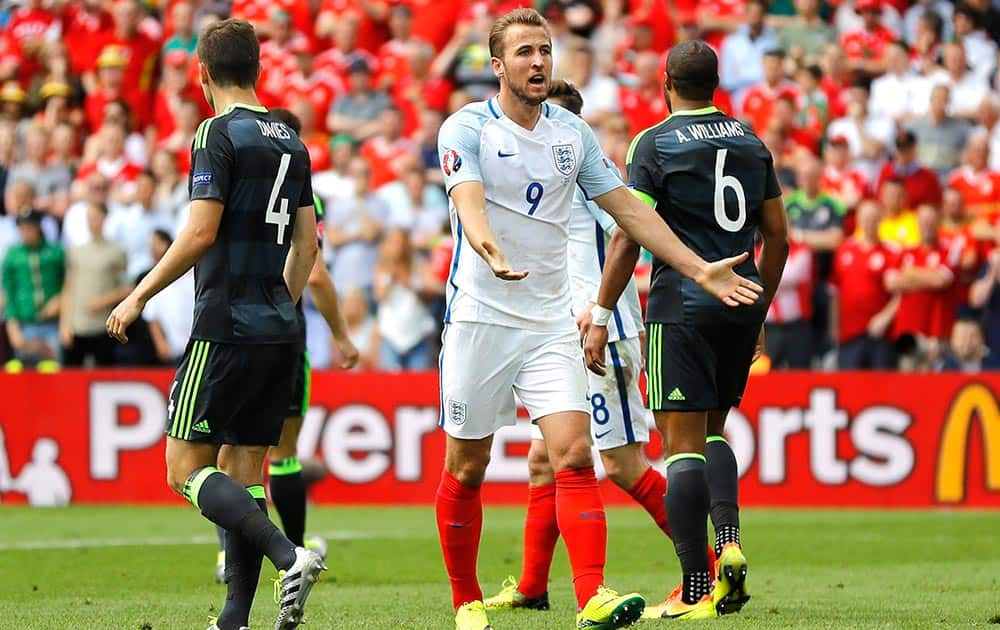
[1,506,998,629]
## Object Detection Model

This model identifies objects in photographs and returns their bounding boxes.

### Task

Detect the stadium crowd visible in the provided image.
[0,0,999,372]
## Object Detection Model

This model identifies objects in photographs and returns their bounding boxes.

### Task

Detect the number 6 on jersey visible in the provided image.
[714,148,746,232]
[266,153,292,244]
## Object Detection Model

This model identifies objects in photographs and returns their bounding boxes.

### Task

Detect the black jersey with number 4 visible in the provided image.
[627,106,781,324]
[188,103,313,343]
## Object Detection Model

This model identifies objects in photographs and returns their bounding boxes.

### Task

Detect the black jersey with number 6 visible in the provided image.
[626,106,781,324]
[188,103,313,343]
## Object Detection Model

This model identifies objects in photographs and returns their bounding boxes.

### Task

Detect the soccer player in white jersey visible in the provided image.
[483,79,681,616]
[434,9,763,630]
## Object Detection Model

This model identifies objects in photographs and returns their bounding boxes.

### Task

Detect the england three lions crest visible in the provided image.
[552,144,577,176]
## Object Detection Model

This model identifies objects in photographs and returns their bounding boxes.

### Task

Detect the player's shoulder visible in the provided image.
[626,117,672,164]
[542,102,589,134]
[442,100,494,133]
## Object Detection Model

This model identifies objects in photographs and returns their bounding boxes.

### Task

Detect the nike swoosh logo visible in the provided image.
[595,430,613,439]
[448,517,477,528]
[497,150,518,158]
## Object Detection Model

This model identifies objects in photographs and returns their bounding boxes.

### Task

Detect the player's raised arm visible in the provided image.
[284,204,319,303]
[593,184,762,307]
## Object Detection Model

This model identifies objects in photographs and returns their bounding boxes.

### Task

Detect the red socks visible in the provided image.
[435,470,483,609]
[628,466,671,538]
[555,467,607,608]
[517,483,559,599]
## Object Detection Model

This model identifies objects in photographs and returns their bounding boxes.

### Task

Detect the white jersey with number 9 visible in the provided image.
[437,97,622,333]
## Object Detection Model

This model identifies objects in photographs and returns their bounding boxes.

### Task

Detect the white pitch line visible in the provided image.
[0,530,376,551]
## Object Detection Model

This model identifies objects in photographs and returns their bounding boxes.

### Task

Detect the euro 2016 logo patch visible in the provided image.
[552,144,577,175]
[193,171,213,186]
[448,399,467,426]
[442,149,462,176]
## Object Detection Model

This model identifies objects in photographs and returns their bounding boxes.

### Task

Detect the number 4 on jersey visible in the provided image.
[266,153,292,244]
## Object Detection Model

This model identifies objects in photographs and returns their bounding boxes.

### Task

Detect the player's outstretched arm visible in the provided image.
[106,199,223,343]
[584,229,641,376]
[306,253,359,369]
[450,181,528,281]
[284,204,319,303]
[594,186,763,306]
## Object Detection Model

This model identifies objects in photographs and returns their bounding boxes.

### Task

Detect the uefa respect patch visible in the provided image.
[193,171,213,186]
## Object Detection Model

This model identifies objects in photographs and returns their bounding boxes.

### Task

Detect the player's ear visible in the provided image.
[491,56,503,79]
[198,62,210,87]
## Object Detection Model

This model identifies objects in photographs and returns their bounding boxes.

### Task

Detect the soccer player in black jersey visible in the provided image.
[106,20,326,630]
[584,40,789,620]
[209,108,360,584]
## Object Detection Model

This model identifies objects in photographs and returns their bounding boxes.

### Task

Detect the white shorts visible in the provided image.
[439,322,589,439]
[529,336,651,450]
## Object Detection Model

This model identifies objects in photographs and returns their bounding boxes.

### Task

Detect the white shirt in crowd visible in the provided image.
[143,269,194,361]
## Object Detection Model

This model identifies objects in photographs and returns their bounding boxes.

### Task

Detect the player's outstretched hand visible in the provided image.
[105,294,144,344]
[697,252,763,307]
[335,334,360,369]
[584,324,609,376]
[481,241,528,281]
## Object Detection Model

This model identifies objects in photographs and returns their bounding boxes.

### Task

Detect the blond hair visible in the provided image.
[489,8,549,59]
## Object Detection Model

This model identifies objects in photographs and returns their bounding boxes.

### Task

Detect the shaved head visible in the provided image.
[666,40,719,101]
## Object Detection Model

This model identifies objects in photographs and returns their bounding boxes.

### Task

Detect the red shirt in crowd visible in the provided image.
[75,157,143,186]
[739,81,800,134]
[319,0,390,53]
[392,76,452,136]
[284,68,347,121]
[6,5,59,82]
[619,85,669,138]
[947,166,1000,223]
[699,0,746,51]
[97,31,162,125]
[231,0,312,42]
[258,37,304,106]
[765,241,813,324]
[302,132,332,172]
[890,243,958,340]
[819,75,851,120]
[840,25,895,63]
[62,4,114,76]
[399,0,463,51]
[820,165,871,204]
[876,161,943,208]
[360,135,414,190]
[830,237,895,343]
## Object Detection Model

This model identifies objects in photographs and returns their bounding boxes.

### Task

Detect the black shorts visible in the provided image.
[285,350,311,417]
[165,339,298,446]
[646,319,760,412]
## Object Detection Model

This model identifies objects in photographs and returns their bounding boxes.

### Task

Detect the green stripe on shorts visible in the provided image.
[170,342,201,438]
[300,351,311,417]
[647,323,662,409]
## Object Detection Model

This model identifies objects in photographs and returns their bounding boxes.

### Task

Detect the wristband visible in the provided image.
[591,304,613,327]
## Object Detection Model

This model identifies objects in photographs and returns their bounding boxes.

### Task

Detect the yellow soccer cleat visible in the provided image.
[483,576,550,610]
[576,586,645,629]
[714,543,750,615]
[455,600,492,630]
[643,545,718,619]
[652,584,717,620]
